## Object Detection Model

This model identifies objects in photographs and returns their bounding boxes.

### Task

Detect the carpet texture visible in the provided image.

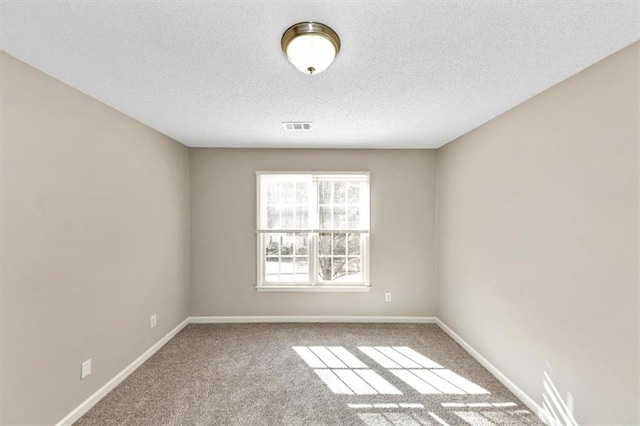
[76,323,543,425]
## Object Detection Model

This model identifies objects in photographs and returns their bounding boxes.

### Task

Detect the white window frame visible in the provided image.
[256,171,370,292]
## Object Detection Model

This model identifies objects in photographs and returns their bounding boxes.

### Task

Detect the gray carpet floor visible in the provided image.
[76,323,543,425]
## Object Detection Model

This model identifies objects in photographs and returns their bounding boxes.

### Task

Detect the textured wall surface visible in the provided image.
[1,52,191,424]
[436,42,639,424]
[190,149,437,317]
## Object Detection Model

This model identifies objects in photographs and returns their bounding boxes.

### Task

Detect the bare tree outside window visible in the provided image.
[318,233,362,281]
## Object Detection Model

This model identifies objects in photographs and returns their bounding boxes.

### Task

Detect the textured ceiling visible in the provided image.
[1,1,638,148]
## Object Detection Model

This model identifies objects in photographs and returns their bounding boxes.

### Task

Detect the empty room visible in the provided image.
[1,1,638,425]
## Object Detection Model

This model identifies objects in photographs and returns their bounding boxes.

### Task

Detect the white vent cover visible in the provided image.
[282,122,312,131]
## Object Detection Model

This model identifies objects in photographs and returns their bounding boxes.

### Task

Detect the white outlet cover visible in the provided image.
[81,359,91,379]
[150,314,157,328]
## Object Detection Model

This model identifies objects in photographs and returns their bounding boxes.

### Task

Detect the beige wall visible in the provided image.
[436,42,639,424]
[190,149,437,317]
[0,52,191,424]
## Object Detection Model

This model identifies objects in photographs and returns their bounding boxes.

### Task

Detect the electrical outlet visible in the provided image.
[150,314,157,328]
[81,359,92,379]
[385,293,392,302]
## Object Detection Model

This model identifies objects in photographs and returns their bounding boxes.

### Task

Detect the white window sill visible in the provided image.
[256,285,370,293]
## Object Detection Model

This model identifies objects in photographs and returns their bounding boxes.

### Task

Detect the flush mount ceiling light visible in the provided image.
[281,22,341,75]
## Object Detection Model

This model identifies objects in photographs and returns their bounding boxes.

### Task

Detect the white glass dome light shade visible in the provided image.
[281,22,341,75]
[286,33,336,74]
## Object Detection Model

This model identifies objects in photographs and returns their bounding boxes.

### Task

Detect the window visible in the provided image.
[256,172,370,291]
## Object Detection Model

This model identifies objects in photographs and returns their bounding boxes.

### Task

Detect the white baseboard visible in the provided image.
[435,318,546,423]
[189,316,438,323]
[56,317,190,426]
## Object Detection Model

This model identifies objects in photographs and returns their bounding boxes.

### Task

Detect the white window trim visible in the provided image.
[256,171,370,292]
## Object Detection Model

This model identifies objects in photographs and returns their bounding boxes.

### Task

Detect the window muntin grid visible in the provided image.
[257,172,369,288]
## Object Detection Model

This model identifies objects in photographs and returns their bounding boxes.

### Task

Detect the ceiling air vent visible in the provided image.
[282,122,312,131]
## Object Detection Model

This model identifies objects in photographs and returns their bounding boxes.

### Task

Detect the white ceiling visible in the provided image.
[1,1,638,148]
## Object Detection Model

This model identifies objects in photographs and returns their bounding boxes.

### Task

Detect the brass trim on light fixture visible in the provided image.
[281,22,341,57]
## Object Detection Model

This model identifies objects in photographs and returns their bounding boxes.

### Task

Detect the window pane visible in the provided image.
[265,257,279,282]
[280,257,294,281]
[333,233,346,255]
[296,233,309,255]
[348,233,361,255]
[334,182,346,204]
[348,183,360,204]
[281,180,295,203]
[318,233,331,256]
[266,180,279,203]
[281,206,294,228]
[348,208,360,229]
[347,258,362,281]
[319,206,332,229]
[295,206,308,229]
[332,257,347,281]
[333,206,346,229]
[266,235,280,256]
[295,182,308,204]
[318,257,332,281]
[319,181,331,204]
[280,234,294,255]
[295,257,309,282]
[267,205,280,229]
